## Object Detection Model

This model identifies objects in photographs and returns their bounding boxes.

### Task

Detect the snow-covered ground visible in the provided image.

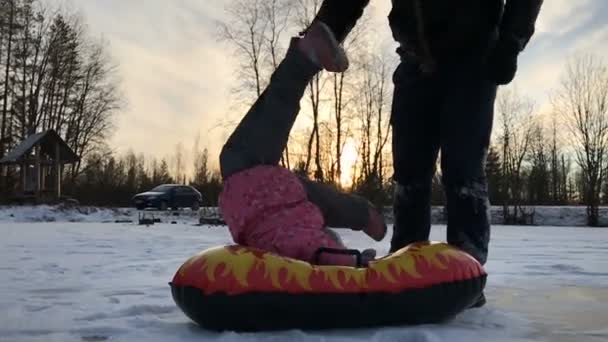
[1,217,607,342]
[0,205,202,224]
[3,204,608,227]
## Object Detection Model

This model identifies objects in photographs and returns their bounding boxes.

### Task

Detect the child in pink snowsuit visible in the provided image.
[219,22,386,267]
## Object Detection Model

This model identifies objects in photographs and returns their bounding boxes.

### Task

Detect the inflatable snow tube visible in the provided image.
[170,242,486,331]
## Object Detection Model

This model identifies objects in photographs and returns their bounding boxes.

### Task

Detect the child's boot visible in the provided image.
[297,21,349,72]
[302,0,370,43]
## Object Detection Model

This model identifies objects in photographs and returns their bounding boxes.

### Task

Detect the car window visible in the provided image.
[152,185,174,192]
[177,187,191,194]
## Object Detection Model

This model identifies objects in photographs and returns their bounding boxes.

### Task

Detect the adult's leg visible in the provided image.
[389,58,442,253]
[219,39,320,179]
[439,60,497,266]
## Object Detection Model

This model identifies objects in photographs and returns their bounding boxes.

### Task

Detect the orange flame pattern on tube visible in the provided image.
[172,242,486,295]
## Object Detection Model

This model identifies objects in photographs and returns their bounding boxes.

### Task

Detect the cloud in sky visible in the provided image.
[50,0,608,164]
[50,0,234,164]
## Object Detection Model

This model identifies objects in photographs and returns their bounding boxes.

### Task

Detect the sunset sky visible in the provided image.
[48,0,608,170]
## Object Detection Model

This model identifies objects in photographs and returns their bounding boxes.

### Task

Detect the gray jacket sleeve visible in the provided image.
[500,0,544,51]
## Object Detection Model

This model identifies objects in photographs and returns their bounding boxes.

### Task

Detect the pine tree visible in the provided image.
[192,148,209,187]
[158,159,172,184]
[528,125,550,204]
[485,146,502,205]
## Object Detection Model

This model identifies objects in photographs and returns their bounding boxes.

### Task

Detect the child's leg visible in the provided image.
[220,23,347,180]
[299,177,367,228]
[219,39,319,179]
[299,176,387,241]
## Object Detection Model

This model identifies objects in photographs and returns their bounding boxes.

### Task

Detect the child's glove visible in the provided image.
[361,248,377,266]
[486,35,521,85]
[363,203,387,242]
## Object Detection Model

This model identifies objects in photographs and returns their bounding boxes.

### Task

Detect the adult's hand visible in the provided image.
[488,0,544,85]
[486,36,521,85]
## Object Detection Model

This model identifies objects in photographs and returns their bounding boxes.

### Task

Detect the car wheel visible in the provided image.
[191,201,200,211]
[159,201,168,211]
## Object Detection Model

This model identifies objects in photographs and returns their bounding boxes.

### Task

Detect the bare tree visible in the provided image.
[173,142,185,185]
[306,73,325,179]
[66,37,122,177]
[328,14,370,185]
[348,49,393,205]
[262,0,292,73]
[330,71,345,183]
[262,0,293,167]
[547,115,572,204]
[219,0,296,167]
[191,133,210,186]
[218,0,392,192]
[496,87,535,223]
[371,55,391,181]
[528,121,550,204]
[218,0,295,101]
[14,2,52,139]
[355,52,391,182]
[0,3,122,180]
[0,0,15,160]
[219,0,268,101]
[318,120,334,177]
[292,0,325,179]
[552,54,608,226]
[0,1,122,192]
[550,117,559,203]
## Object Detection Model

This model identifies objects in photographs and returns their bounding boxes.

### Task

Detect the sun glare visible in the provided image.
[340,139,358,188]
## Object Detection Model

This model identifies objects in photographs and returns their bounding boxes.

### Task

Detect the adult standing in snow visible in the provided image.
[305,0,544,304]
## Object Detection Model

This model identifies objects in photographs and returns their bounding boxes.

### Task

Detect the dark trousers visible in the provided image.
[220,39,370,230]
[389,55,497,265]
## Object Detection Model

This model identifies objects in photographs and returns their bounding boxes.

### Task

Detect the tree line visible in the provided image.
[64,139,222,207]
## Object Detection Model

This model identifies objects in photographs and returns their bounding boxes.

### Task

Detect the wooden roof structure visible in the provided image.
[1,130,79,202]
[0,130,79,165]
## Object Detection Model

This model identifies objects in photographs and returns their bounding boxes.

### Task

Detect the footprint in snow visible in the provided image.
[81,335,109,341]
[78,305,176,321]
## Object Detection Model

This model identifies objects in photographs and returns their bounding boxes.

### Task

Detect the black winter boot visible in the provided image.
[444,180,491,265]
[390,182,433,253]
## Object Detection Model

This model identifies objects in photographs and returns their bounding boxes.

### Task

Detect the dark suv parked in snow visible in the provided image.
[132,184,202,211]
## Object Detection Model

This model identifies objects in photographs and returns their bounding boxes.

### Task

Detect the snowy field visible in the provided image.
[4,204,608,227]
[1,214,607,341]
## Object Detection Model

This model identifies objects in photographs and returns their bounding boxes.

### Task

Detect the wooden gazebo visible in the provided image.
[0,130,79,201]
